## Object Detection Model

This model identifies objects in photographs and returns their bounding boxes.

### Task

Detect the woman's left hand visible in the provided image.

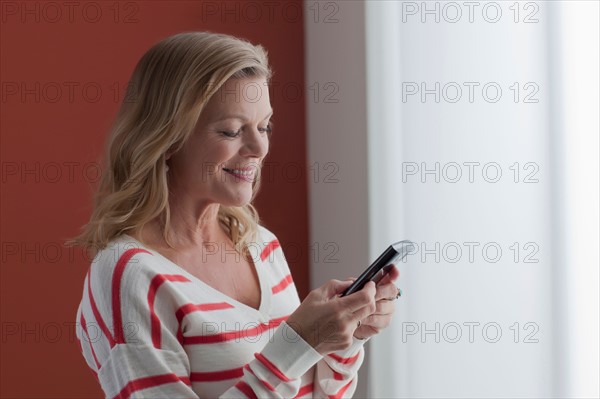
[349,264,401,340]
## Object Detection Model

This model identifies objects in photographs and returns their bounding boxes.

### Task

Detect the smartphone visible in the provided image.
[340,240,415,297]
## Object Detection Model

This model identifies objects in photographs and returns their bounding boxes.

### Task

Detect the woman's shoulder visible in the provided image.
[256,223,278,243]
[89,234,165,287]
[254,223,290,266]
[92,234,152,265]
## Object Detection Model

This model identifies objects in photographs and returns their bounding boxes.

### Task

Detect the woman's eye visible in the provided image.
[260,122,274,135]
[220,130,241,138]
[220,122,273,138]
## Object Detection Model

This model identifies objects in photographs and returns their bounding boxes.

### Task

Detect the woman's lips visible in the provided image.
[223,168,255,183]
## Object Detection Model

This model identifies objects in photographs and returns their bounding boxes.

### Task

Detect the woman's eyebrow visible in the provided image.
[214,110,274,123]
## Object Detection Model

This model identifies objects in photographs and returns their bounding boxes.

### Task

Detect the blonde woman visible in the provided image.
[69,31,401,399]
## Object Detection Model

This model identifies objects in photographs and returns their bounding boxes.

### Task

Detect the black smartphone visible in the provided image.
[340,240,415,297]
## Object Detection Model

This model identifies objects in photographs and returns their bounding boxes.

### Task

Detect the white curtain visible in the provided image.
[364,1,599,398]
[549,2,599,397]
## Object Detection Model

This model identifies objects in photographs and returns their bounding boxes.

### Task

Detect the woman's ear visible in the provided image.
[165,145,177,161]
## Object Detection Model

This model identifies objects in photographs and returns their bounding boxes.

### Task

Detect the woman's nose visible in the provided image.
[241,127,269,157]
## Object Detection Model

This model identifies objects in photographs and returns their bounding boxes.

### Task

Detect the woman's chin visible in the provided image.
[220,193,253,208]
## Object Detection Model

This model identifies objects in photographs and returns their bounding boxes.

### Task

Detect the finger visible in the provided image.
[373,298,395,315]
[351,298,378,323]
[377,264,400,286]
[374,282,401,301]
[343,276,357,284]
[328,279,356,299]
[340,281,377,313]
[361,313,393,329]
[358,300,394,325]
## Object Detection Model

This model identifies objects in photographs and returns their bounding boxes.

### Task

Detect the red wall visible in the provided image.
[0,1,309,397]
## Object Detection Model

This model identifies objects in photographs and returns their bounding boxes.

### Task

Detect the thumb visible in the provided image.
[327,278,357,299]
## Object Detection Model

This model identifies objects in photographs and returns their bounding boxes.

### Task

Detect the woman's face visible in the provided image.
[167,76,272,207]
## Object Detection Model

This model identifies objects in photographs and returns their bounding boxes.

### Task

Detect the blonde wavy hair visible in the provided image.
[65,31,273,259]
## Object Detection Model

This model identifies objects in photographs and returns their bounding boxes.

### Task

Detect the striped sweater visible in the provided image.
[75,224,370,398]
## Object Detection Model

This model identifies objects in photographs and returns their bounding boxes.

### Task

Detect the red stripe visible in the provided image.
[112,374,191,399]
[80,312,101,370]
[244,364,276,392]
[183,316,287,345]
[333,370,344,380]
[76,328,100,386]
[148,274,191,348]
[327,351,360,365]
[113,248,152,344]
[235,380,258,399]
[260,239,280,261]
[328,379,353,399]
[254,352,291,382]
[176,302,235,322]
[177,325,184,346]
[272,274,293,294]
[294,383,314,398]
[91,369,99,383]
[175,302,234,345]
[190,367,243,382]
[87,269,116,348]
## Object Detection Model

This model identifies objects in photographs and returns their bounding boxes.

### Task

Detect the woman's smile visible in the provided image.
[223,167,256,183]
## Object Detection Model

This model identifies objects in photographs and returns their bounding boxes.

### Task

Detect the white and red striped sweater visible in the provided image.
[75,224,369,398]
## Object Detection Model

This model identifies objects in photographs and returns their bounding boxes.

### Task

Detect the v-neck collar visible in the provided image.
[120,234,272,321]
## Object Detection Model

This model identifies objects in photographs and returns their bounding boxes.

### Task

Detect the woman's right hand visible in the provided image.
[284,279,377,355]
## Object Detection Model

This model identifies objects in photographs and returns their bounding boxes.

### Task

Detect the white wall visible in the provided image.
[304,2,371,398]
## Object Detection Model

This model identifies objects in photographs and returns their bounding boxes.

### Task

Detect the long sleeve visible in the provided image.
[76,244,325,399]
[311,336,370,398]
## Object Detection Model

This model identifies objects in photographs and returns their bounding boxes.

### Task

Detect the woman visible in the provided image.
[68,31,401,398]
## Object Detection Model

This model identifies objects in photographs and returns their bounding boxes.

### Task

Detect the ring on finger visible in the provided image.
[396,287,402,299]
[386,286,402,301]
